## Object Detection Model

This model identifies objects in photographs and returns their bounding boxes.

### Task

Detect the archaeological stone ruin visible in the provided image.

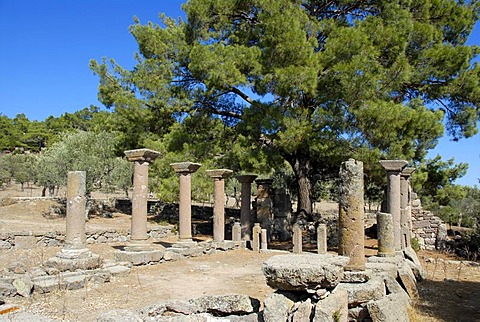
[0,154,447,321]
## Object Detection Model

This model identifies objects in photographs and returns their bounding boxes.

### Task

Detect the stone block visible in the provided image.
[262,254,349,291]
[190,294,258,315]
[14,236,37,249]
[114,250,163,265]
[340,269,372,283]
[163,251,185,261]
[0,241,12,250]
[397,263,418,299]
[263,292,294,322]
[97,309,143,322]
[103,265,131,277]
[290,299,313,322]
[0,312,60,322]
[44,252,101,271]
[367,292,411,322]
[313,289,348,322]
[13,276,33,297]
[0,280,16,297]
[336,276,386,306]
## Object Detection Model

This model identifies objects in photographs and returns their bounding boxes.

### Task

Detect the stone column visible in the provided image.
[400,167,415,249]
[207,169,233,242]
[65,171,87,250]
[377,212,395,257]
[125,149,161,244]
[171,162,202,241]
[317,224,327,254]
[261,228,268,250]
[252,223,261,252]
[338,158,365,271]
[379,160,408,253]
[292,224,303,254]
[255,179,273,229]
[232,222,241,242]
[236,175,257,240]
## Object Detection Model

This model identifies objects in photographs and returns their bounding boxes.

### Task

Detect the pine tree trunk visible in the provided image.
[290,155,313,216]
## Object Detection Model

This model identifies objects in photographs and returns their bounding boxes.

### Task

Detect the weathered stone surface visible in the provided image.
[189,294,258,315]
[102,265,131,277]
[32,272,88,293]
[403,247,426,281]
[0,280,16,297]
[380,273,411,304]
[290,299,313,322]
[338,158,366,271]
[340,270,372,283]
[97,309,143,322]
[263,292,294,322]
[0,312,60,322]
[336,276,386,306]
[397,263,418,299]
[114,249,164,265]
[163,251,185,261]
[13,276,33,297]
[0,240,11,249]
[348,305,369,322]
[313,289,349,322]
[262,254,349,291]
[44,254,101,272]
[367,292,411,322]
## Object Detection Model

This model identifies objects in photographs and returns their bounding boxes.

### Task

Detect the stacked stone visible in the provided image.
[411,195,446,250]
[262,251,419,321]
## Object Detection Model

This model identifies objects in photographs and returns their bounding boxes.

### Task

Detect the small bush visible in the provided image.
[411,237,421,252]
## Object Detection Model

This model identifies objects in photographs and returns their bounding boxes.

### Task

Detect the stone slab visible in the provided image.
[14,236,37,249]
[263,292,294,322]
[189,294,258,315]
[367,292,411,322]
[340,269,372,283]
[313,289,348,322]
[336,276,386,306]
[262,254,349,291]
[114,250,164,265]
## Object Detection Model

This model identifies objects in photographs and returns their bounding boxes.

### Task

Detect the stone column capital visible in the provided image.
[170,162,201,174]
[235,174,258,184]
[124,148,161,163]
[401,167,416,178]
[206,169,233,179]
[379,160,408,173]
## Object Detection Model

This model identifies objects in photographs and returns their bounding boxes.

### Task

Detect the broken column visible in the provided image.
[292,224,303,254]
[338,158,365,271]
[236,174,257,241]
[379,160,408,253]
[317,224,327,254]
[252,223,261,252]
[44,171,100,271]
[261,228,268,250]
[171,162,201,241]
[255,179,274,230]
[124,149,161,245]
[206,169,233,242]
[400,167,415,250]
[376,212,395,257]
[232,222,241,242]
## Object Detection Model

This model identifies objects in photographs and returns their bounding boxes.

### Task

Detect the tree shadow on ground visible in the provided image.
[416,279,480,322]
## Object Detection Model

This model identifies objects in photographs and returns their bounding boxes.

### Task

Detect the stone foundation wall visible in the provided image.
[0,226,174,250]
[411,197,446,250]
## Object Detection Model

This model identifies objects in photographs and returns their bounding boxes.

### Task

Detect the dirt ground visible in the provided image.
[1,184,480,321]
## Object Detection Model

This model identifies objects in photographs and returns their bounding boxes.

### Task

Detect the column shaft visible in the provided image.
[179,173,192,240]
[338,159,365,271]
[65,171,87,249]
[131,161,149,241]
[213,178,225,242]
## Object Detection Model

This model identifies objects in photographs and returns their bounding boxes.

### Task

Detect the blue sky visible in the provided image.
[0,1,479,186]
